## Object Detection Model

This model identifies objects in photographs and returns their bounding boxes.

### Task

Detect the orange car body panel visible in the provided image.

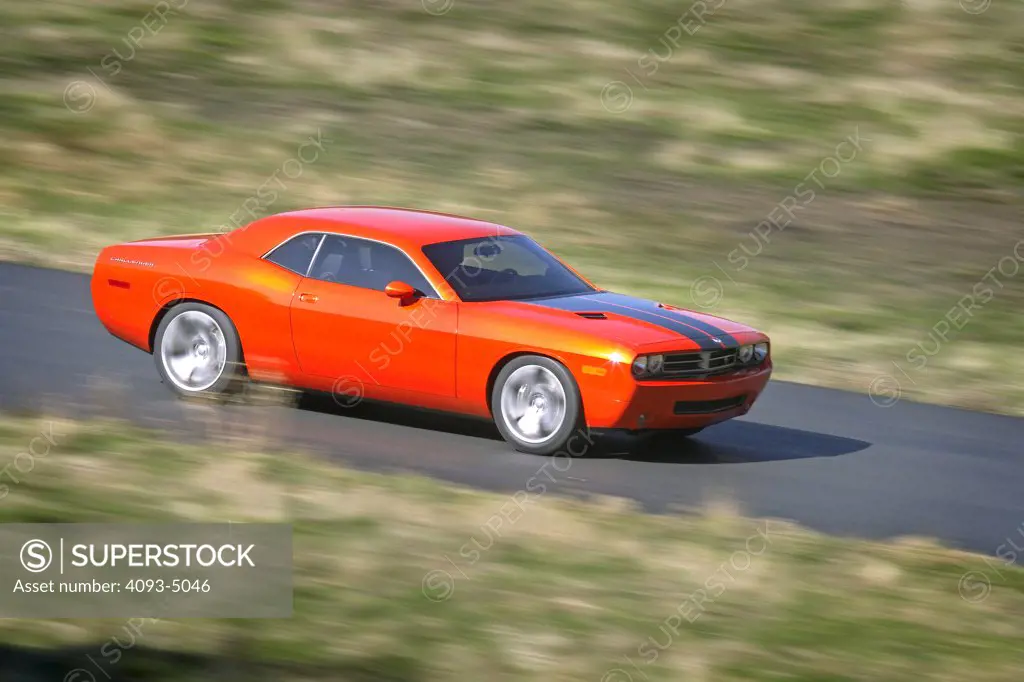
[91,207,771,430]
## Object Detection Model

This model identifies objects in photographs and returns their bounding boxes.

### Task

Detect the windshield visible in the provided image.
[422,235,595,302]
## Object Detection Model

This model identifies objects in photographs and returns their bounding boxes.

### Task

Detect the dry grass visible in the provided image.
[0,414,1023,680]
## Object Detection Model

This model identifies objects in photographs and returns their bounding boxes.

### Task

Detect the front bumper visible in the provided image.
[585,363,772,430]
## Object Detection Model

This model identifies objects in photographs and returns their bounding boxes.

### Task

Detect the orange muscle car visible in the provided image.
[91,207,771,454]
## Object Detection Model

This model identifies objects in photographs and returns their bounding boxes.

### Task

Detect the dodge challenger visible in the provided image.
[91,207,771,454]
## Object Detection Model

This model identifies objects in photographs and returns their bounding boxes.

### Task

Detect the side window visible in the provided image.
[264,233,323,276]
[309,235,437,297]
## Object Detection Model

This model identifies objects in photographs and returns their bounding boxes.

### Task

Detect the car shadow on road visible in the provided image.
[590,420,871,464]
[296,391,503,440]
[297,393,870,465]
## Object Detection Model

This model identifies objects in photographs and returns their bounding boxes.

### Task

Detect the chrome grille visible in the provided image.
[661,348,738,378]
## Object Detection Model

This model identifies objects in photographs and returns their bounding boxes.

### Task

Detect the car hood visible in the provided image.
[509,291,764,351]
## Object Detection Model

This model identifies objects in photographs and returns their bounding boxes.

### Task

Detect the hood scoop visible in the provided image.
[575,311,607,320]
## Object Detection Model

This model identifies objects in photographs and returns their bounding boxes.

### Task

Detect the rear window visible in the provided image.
[264,234,323,275]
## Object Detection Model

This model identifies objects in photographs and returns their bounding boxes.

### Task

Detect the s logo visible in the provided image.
[20,539,53,573]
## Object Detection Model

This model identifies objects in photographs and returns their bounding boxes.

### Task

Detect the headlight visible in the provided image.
[631,354,664,378]
[737,345,754,364]
[631,355,648,377]
[753,342,769,363]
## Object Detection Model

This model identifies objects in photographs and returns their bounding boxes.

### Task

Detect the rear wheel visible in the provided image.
[154,302,243,398]
[491,355,583,455]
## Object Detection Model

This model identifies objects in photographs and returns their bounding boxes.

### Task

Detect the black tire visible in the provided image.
[491,355,584,455]
[153,302,244,399]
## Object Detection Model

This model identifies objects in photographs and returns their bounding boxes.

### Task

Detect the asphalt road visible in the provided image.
[2,262,1023,553]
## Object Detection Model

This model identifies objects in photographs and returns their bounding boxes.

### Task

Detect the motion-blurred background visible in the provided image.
[2,0,1022,410]
[1,1,1024,680]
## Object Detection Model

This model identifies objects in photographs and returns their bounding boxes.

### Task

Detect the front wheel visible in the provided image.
[154,302,243,398]
[491,355,583,455]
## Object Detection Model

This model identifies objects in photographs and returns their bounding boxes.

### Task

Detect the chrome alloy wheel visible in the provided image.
[158,310,228,392]
[499,364,568,444]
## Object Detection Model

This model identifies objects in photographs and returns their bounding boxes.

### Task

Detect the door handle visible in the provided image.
[298,293,319,303]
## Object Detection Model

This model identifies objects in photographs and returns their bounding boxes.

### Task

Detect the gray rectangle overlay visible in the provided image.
[1,524,292,618]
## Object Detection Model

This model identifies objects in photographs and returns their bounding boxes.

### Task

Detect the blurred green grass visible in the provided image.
[1,414,1024,680]
[1,0,1023,412]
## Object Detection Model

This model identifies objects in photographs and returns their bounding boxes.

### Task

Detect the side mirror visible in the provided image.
[384,280,418,303]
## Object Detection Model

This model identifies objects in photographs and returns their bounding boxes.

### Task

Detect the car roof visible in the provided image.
[269,206,521,249]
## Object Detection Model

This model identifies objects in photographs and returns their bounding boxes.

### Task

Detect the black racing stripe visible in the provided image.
[522,292,729,350]
[595,293,739,347]
[520,293,699,339]
[578,295,725,348]
[576,297,722,348]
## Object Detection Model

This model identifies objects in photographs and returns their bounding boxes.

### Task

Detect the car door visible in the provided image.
[290,234,458,396]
